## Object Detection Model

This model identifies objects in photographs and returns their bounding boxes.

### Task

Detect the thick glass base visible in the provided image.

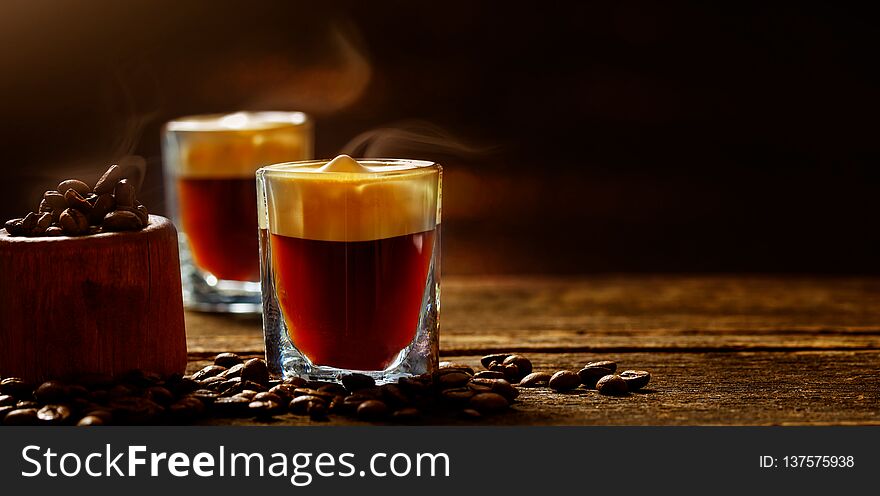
[179,234,262,313]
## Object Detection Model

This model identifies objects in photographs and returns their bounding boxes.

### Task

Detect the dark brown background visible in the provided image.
[1,1,877,274]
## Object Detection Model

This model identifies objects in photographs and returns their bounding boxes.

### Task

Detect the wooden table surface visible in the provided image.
[185,275,880,425]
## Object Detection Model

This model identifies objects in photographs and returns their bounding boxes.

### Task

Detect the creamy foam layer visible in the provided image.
[165,112,313,178]
[258,156,441,242]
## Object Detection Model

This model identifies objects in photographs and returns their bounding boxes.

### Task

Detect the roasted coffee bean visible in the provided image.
[21,212,38,231]
[89,193,115,224]
[0,395,15,407]
[340,373,375,392]
[289,395,325,415]
[214,352,243,368]
[397,376,432,395]
[467,382,492,393]
[145,386,174,406]
[481,353,512,369]
[17,400,39,409]
[102,210,142,231]
[283,377,308,388]
[191,365,226,381]
[308,401,328,420]
[43,191,67,210]
[36,212,53,229]
[64,189,93,214]
[4,218,23,236]
[619,370,651,391]
[318,383,347,396]
[356,400,389,420]
[518,372,552,387]
[77,415,106,426]
[108,398,164,424]
[328,395,346,413]
[212,396,252,417]
[469,378,519,402]
[268,384,295,400]
[391,407,420,422]
[585,360,617,373]
[57,179,91,196]
[94,164,123,194]
[167,377,199,396]
[59,208,89,235]
[473,370,505,380]
[114,179,136,207]
[190,390,220,404]
[136,204,150,226]
[502,363,520,383]
[249,400,283,417]
[168,397,204,423]
[441,387,475,403]
[341,394,372,412]
[83,409,114,424]
[0,378,34,398]
[468,393,509,414]
[34,381,68,403]
[438,362,475,376]
[502,355,532,380]
[39,199,53,213]
[219,363,244,379]
[437,371,471,389]
[292,388,335,402]
[44,226,63,236]
[201,376,227,390]
[461,408,482,419]
[235,389,260,401]
[253,392,282,404]
[37,404,72,425]
[0,406,14,422]
[379,384,409,406]
[577,364,616,389]
[3,408,39,426]
[548,370,581,392]
[240,358,269,386]
[596,375,628,396]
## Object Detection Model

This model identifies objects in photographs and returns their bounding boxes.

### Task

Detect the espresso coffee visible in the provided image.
[271,229,436,370]
[177,177,260,281]
[164,112,313,310]
[259,156,441,376]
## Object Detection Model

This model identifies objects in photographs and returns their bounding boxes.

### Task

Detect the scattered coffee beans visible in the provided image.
[577,361,617,389]
[596,375,628,396]
[619,370,651,391]
[3,164,150,237]
[518,372,551,387]
[0,352,654,426]
[548,370,581,392]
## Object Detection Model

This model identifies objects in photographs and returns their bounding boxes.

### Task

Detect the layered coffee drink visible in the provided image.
[163,112,313,311]
[258,155,441,381]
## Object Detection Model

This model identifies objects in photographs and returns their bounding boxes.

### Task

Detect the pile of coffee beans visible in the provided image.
[3,164,149,237]
[0,352,652,426]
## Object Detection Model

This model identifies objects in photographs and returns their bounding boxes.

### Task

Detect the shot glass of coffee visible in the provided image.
[257,155,441,382]
[162,111,313,312]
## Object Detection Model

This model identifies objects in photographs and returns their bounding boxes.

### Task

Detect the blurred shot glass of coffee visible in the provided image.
[162,111,313,312]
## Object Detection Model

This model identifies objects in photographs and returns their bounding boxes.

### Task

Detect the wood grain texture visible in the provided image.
[182,276,880,425]
[185,276,880,354]
[0,215,187,381]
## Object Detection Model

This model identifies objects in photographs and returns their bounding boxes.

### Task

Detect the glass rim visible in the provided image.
[257,158,441,179]
[163,111,311,133]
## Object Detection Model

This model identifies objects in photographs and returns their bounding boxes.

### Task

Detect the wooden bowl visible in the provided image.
[0,215,187,382]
